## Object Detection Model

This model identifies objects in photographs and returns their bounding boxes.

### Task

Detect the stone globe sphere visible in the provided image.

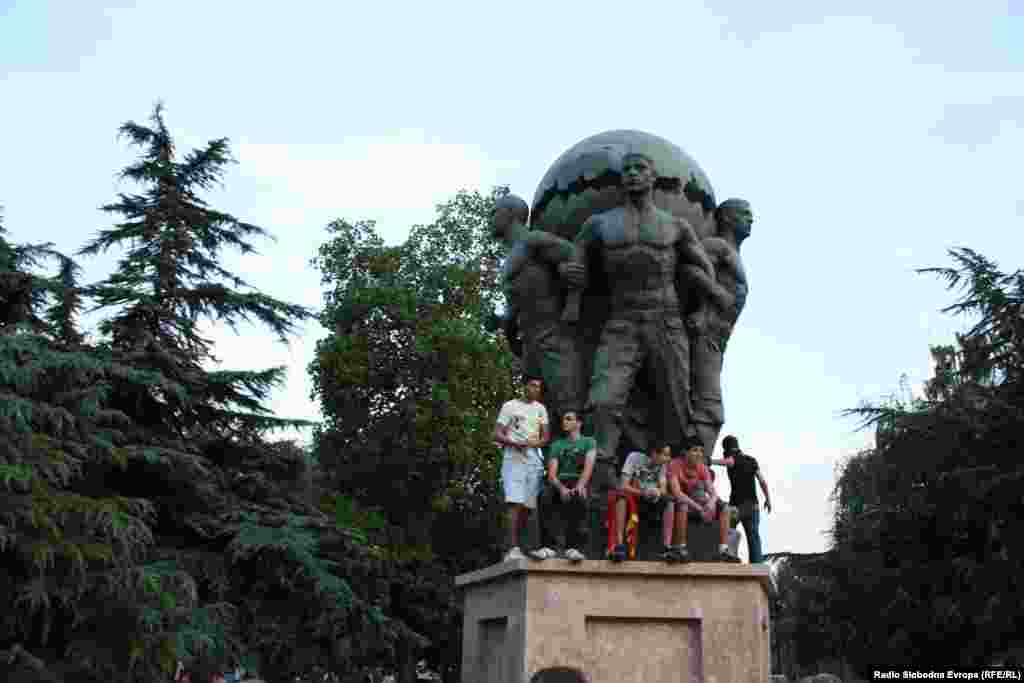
[530,129,717,241]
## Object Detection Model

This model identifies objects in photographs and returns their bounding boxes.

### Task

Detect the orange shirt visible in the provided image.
[669,458,711,497]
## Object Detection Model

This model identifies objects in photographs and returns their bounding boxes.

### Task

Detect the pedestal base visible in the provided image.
[457,559,771,683]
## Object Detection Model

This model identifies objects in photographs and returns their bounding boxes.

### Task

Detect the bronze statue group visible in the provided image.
[492,149,771,565]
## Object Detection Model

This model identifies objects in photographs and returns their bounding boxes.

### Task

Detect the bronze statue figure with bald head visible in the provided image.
[559,150,731,514]
[490,193,585,428]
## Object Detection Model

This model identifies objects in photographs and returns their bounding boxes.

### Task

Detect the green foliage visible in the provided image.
[769,553,845,681]
[79,102,314,440]
[333,494,386,546]
[0,463,33,487]
[310,188,517,679]
[1,106,406,683]
[229,512,353,607]
[1,209,83,340]
[311,190,516,522]
[776,248,1024,676]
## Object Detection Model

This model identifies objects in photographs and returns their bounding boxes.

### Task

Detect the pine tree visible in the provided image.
[1,208,200,683]
[43,254,85,347]
[0,209,74,337]
[70,105,420,682]
[818,247,1024,674]
[2,107,421,682]
[80,102,312,442]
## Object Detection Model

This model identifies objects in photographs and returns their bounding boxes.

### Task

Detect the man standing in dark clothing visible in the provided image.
[721,435,772,563]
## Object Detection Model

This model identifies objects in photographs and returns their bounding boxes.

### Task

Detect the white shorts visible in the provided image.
[502,457,544,509]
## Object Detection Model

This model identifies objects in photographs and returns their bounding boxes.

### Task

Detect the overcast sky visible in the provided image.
[3,1,1022,557]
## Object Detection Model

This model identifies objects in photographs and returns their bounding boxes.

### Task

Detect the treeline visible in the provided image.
[0,104,514,683]
[772,249,1024,678]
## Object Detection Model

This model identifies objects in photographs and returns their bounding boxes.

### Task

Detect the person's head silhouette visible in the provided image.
[530,666,589,683]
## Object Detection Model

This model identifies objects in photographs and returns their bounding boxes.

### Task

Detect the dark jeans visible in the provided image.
[685,497,726,521]
[541,480,590,551]
[738,502,763,563]
[637,496,673,527]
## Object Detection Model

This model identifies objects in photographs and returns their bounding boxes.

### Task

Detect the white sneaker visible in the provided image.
[529,547,557,560]
[504,547,525,562]
[564,548,585,562]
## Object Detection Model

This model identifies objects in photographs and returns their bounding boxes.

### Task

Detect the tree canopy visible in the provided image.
[773,248,1024,677]
[0,105,424,683]
[309,188,519,680]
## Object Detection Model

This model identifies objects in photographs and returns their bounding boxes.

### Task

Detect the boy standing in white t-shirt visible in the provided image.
[494,376,553,561]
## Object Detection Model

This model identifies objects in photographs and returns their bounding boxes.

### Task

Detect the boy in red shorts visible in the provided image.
[606,442,675,562]
[666,436,740,562]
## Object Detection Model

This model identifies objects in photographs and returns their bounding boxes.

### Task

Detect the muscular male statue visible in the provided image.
[492,194,583,426]
[562,152,725,508]
[684,198,752,456]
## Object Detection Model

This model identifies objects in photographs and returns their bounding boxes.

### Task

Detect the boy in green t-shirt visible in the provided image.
[538,410,596,561]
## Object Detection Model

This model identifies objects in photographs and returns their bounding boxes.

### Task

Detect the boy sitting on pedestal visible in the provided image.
[606,442,675,562]
[666,437,741,563]
[539,410,595,561]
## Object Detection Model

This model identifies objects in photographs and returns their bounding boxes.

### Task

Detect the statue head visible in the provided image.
[620,151,658,196]
[715,198,753,244]
[491,194,529,238]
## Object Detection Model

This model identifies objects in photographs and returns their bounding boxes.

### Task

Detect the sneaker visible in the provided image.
[529,547,557,560]
[504,547,525,562]
[564,548,585,562]
[718,547,741,563]
[608,543,627,562]
[663,548,688,565]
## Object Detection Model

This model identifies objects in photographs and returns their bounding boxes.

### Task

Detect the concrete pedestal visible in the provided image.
[457,559,771,683]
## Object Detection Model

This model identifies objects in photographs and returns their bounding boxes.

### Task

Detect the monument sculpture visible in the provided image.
[496,129,750,525]
[461,130,770,683]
